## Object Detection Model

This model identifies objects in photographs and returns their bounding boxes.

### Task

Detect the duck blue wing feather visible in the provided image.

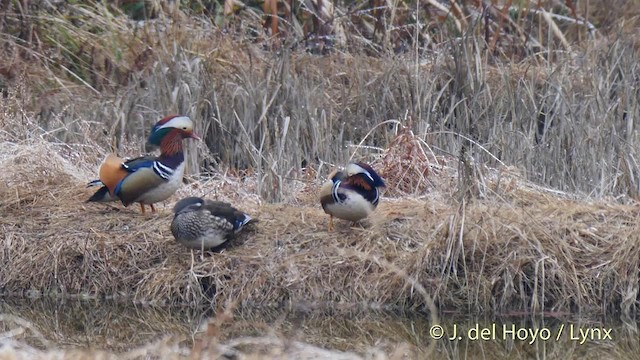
[202,200,253,232]
[121,156,156,172]
[234,215,253,231]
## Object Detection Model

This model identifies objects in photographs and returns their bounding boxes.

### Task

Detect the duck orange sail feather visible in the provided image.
[98,154,128,196]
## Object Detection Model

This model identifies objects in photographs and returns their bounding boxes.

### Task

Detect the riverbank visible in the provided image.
[0,129,637,319]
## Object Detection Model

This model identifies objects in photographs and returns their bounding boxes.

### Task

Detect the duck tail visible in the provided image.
[86,186,119,203]
[87,179,104,188]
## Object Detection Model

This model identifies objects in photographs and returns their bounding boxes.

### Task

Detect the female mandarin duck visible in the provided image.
[170,197,254,250]
[86,115,199,213]
[320,162,386,231]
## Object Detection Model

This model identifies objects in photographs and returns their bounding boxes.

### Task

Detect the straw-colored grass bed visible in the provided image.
[0,130,638,320]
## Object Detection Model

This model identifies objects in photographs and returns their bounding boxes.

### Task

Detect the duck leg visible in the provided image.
[150,203,156,213]
[140,203,146,214]
[328,215,334,232]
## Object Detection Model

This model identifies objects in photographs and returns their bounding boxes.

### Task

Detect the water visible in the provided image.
[0,298,637,359]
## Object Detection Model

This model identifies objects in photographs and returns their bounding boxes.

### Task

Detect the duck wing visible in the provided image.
[114,164,165,206]
[202,200,253,231]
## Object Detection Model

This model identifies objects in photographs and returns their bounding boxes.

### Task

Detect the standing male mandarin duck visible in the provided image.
[86,115,199,213]
[320,162,386,231]
[170,197,254,251]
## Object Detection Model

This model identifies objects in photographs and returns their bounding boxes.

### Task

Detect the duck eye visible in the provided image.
[182,127,187,130]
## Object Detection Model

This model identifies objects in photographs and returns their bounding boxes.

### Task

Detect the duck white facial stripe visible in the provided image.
[158,116,192,130]
[153,161,174,180]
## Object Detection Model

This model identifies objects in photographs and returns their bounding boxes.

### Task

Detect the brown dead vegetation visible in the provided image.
[0,110,638,322]
[1,2,639,358]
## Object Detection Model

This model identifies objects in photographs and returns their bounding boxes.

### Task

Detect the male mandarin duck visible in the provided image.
[170,197,254,250]
[320,162,386,231]
[86,115,199,213]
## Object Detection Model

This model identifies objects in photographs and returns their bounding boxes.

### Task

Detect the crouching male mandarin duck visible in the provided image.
[86,115,199,213]
[320,162,386,231]
[170,197,254,250]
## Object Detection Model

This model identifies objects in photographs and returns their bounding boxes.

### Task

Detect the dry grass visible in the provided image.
[1,2,640,357]
[0,100,637,320]
[1,1,640,203]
